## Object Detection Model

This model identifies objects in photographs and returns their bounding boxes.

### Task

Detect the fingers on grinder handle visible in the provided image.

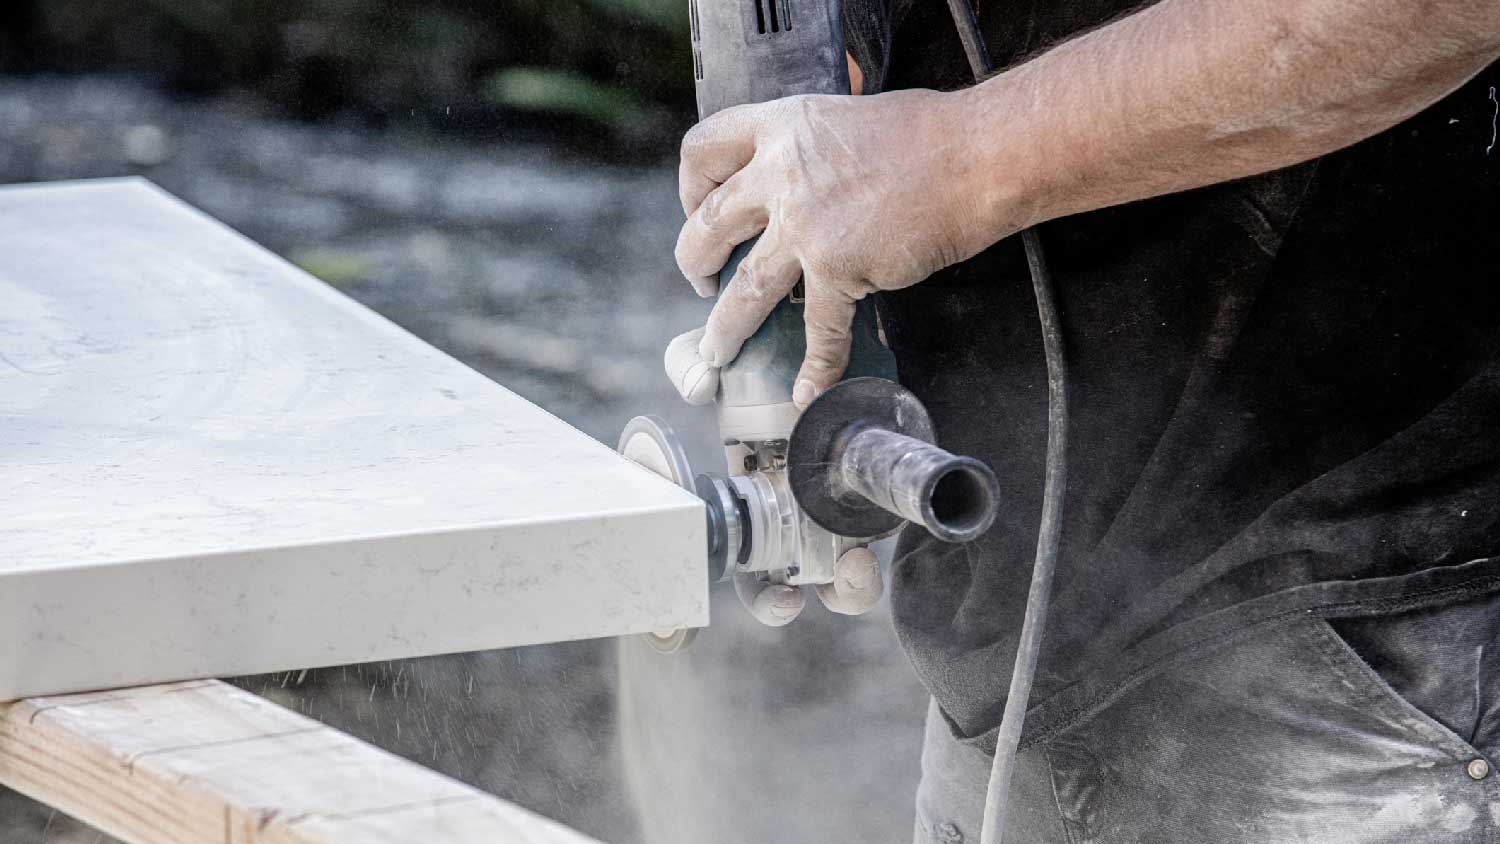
[713,236,892,405]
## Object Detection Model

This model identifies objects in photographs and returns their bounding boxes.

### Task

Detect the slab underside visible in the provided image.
[0,679,602,844]
[0,178,707,700]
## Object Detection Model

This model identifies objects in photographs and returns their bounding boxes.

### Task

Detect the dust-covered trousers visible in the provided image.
[914,590,1500,843]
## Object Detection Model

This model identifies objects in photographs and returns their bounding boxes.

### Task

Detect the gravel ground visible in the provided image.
[0,76,929,844]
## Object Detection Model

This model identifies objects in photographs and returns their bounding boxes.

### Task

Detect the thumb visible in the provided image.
[814,546,884,615]
[663,328,719,405]
[793,279,857,409]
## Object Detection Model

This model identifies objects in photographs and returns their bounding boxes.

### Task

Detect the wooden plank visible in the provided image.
[0,178,707,700]
[0,680,602,844]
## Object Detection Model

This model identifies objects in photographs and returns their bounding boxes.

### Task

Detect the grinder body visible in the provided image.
[692,0,898,590]
[618,1,1000,636]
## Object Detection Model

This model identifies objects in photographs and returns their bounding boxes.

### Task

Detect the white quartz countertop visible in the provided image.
[0,179,707,699]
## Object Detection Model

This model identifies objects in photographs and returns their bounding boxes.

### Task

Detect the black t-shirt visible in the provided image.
[844,0,1500,751]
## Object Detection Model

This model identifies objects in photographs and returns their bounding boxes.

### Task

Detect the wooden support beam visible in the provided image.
[0,680,602,844]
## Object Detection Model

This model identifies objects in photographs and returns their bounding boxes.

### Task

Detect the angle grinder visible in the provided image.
[619,0,1003,651]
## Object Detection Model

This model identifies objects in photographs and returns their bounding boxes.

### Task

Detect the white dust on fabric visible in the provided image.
[1487,86,1497,156]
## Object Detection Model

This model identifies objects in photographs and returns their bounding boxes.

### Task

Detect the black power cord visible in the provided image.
[941,3,1070,843]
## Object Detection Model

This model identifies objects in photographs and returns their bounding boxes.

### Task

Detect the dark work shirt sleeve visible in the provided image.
[841,0,913,94]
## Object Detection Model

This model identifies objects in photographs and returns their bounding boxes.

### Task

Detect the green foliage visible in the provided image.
[480,0,692,112]
[289,248,371,287]
[487,67,651,130]
[7,0,695,140]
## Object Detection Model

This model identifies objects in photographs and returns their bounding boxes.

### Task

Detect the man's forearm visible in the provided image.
[669,0,1497,399]
[969,0,1500,229]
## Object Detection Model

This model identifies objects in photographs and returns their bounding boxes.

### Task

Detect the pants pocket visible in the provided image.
[1038,618,1496,844]
[1316,617,1489,762]
[1328,590,1500,760]
[913,698,1074,844]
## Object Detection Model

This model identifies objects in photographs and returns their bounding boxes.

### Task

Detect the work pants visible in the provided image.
[915,591,1500,843]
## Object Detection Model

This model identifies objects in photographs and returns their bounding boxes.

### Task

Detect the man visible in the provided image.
[667,0,1500,841]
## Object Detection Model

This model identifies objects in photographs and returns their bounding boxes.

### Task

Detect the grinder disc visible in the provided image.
[619,415,695,489]
[617,415,700,655]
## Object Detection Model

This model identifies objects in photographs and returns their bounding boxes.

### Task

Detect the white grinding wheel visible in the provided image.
[618,416,701,654]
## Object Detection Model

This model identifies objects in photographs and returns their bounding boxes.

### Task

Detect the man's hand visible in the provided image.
[673,89,1033,407]
[732,546,885,626]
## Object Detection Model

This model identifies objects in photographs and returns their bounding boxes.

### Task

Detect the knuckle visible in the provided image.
[731,259,775,304]
[804,296,854,337]
[802,315,852,374]
[804,321,852,352]
[676,166,699,206]
[679,121,708,159]
[705,305,748,346]
[802,253,853,285]
[803,345,848,375]
[698,188,726,228]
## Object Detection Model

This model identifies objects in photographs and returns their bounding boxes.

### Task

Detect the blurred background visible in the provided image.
[0,0,697,153]
[0,2,928,843]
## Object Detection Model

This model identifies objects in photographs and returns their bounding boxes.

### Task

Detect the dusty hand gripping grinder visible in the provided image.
[620,0,1001,651]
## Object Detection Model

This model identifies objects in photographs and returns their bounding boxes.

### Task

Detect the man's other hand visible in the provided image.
[732,546,885,626]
